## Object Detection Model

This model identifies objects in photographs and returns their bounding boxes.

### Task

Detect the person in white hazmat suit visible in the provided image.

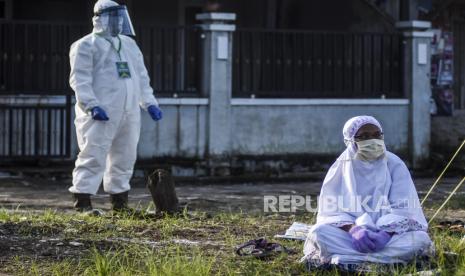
[68,0,163,212]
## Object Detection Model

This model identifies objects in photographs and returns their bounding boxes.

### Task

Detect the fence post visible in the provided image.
[396,21,433,168]
[196,12,236,175]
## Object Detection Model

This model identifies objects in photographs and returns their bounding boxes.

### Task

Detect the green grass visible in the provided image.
[0,208,464,275]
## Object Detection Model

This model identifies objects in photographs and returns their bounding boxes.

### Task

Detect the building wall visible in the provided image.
[230,100,409,156]
[137,99,208,159]
[130,99,411,165]
[0,96,409,157]
[0,96,411,171]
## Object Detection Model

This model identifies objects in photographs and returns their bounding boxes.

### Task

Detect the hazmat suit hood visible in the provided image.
[92,0,135,37]
[92,0,119,37]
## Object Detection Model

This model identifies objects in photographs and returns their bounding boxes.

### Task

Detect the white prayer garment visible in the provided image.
[302,116,432,265]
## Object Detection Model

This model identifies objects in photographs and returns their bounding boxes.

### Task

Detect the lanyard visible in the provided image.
[101,35,122,61]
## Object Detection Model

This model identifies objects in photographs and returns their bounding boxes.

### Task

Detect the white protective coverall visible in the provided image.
[302,116,432,265]
[69,0,158,195]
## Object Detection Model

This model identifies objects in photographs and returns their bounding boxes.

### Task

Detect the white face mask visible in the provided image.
[355,139,385,161]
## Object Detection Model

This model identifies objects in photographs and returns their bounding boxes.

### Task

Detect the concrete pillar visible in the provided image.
[196,12,236,175]
[396,21,433,168]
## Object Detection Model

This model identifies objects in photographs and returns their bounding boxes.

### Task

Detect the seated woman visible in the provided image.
[302,116,432,266]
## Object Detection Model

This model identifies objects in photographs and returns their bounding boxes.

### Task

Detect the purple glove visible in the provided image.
[91,106,109,121]
[147,105,163,121]
[367,230,391,252]
[349,226,376,253]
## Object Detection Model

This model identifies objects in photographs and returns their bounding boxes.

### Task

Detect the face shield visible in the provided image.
[94,5,135,37]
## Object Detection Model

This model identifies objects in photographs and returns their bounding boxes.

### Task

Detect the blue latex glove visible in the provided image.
[147,105,163,121]
[91,106,109,121]
[349,226,376,253]
[367,230,391,252]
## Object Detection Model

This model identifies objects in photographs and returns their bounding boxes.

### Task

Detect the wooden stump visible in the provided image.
[146,169,179,214]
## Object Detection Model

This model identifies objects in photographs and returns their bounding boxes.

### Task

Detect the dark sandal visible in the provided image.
[235,237,294,259]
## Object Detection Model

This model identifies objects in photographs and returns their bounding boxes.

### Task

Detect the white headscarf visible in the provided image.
[342,115,383,159]
[316,116,427,231]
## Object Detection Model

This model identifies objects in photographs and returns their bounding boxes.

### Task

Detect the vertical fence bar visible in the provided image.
[161,28,166,93]
[46,108,51,157]
[8,108,13,156]
[34,108,39,157]
[65,94,71,157]
[10,23,16,93]
[171,27,177,92]
[393,33,402,97]
[21,108,26,156]
[0,23,3,92]
[0,109,4,155]
[60,105,64,156]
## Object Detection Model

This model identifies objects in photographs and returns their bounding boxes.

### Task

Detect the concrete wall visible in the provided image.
[139,99,410,161]
[137,98,410,163]
[0,96,410,162]
[137,98,208,159]
[137,99,410,160]
[137,98,411,162]
[230,99,409,156]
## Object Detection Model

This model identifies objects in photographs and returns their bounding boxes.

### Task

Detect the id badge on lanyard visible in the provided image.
[105,36,132,79]
[116,61,131,79]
